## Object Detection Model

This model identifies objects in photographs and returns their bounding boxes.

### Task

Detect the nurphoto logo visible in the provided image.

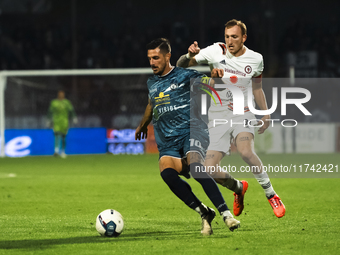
[200,84,312,128]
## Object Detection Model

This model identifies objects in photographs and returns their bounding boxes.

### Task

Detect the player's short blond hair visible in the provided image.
[225,19,247,36]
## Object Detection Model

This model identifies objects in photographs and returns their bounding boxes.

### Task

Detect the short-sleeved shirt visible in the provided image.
[195,43,264,113]
[147,67,209,158]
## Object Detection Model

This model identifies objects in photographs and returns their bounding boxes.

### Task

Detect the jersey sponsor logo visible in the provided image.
[155,92,169,99]
[224,68,246,77]
[155,92,170,106]
[244,65,252,74]
[153,104,189,121]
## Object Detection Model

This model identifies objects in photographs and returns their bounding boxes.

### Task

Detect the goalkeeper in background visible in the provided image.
[47,90,77,158]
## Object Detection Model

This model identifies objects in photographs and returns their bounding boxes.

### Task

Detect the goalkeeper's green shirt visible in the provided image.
[48,99,76,135]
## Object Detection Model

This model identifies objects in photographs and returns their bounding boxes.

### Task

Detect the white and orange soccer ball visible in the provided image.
[96,209,124,237]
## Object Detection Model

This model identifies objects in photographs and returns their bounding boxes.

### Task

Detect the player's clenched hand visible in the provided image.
[135,125,148,140]
[211,68,224,78]
[257,115,270,134]
[188,41,200,58]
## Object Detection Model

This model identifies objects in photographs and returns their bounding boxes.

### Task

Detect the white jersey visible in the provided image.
[195,42,263,114]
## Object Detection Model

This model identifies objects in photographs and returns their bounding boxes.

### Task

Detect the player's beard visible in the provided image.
[152,64,166,76]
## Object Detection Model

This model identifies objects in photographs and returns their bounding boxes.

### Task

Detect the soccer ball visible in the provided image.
[96,209,124,237]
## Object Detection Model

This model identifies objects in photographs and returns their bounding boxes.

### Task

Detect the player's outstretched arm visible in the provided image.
[135,99,153,140]
[252,80,270,134]
[209,68,225,89]
[176,41,200,68]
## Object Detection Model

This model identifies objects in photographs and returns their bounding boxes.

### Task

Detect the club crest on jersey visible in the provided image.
[244,65,252,74]
[170,84,178,90]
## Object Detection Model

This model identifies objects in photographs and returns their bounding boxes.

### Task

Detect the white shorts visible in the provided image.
[207,111,256,154]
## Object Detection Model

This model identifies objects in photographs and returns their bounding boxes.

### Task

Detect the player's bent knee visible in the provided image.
[161,168,179,183]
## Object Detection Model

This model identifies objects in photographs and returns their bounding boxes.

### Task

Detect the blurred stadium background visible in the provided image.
[1,1,340,254]
[0,0,339,156]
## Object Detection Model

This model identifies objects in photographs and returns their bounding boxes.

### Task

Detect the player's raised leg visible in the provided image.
[235,132,285,218]
[188,151,240,231]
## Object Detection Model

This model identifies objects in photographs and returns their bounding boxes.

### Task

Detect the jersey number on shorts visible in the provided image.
[189,139,202,148]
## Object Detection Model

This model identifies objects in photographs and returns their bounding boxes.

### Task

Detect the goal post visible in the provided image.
[0,75,6,157]
[0,66,210,157]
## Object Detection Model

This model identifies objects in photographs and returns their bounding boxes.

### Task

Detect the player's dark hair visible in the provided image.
[225,19,247,35]
[146,38,171,54]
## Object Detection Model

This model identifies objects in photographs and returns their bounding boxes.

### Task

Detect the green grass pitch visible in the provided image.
[0,153,339,254]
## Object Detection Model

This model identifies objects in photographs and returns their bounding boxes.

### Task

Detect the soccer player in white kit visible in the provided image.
[177,19,285,218]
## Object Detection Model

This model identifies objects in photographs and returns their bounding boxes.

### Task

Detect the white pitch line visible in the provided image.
[0,173,17,178]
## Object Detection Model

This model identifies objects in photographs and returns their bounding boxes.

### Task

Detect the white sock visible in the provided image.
[254,171,276,198]
[221,210,233,219]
